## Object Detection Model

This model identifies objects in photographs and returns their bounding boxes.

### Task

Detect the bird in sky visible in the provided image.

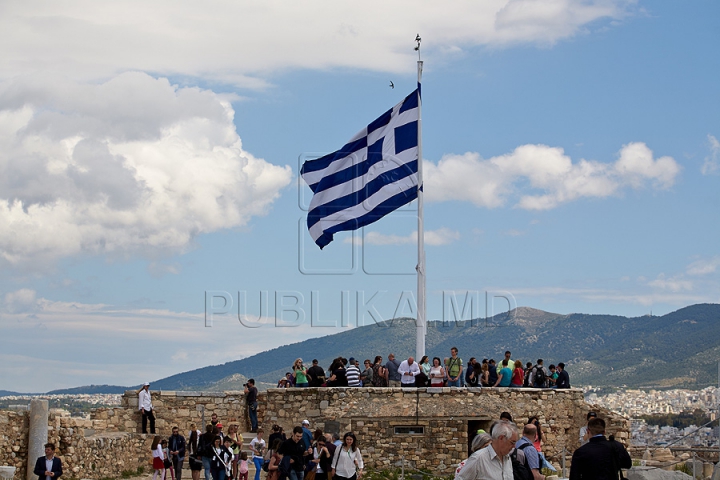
[389,81,394,89]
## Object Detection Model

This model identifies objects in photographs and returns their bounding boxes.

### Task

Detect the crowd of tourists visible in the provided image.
[146,415,361,480]
[276,348,570,390]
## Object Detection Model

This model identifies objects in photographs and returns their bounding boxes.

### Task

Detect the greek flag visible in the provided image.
[301,87,420,249]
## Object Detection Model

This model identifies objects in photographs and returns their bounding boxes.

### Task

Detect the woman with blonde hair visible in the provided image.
[293,358,309,388]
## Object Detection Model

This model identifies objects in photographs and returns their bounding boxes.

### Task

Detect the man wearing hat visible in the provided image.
[216,422,224,440]
[301,420,313,451]
[138,382,155,434]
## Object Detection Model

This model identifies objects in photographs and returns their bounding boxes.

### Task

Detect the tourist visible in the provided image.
[188,423,202,444]
[399,356,420,387]
[187,429,203,480]
[293,358,309,388]
[244,379,258,433]
[313,436,333,480]
[445,347,463,387]
[429,357,446,387]
[511,361,524,388]
[331,432,363,480]
[570,418,631,480]
[371,356,388,387]
[215,423,224,441]
[327,357,348,387]
[33,442,62,480]
[236,453,248,480]
[487,359,498,386]
[555,363,570,389]
[249,429,266,480]
[497,351,514,375]
[467,362,481,388]
[548,365,558,387]
[209,437,232,480]
[161,439,175,480]
[265,438,283,480]
[515,424,544,480]
[480,362,490,387]
[307,359,326,387]
[493,360,512,387]
[531,360,548,388]
[455,433,492,478]
[346,357,361,387]
[226,424,242,479]
[277,377,289,388]
[269,425,286,447]
[455,421,518,480]
[465,357,477,386]
[151,436,165,480]
[523,362,533,387]
[211,413,219,427]
[138,382,156,434]
[417,355,431,387]
[527,417,543,452]
[199,425,216,480]
[332,432,342,447]
[168,426,187,480]
[279,426,312,480]
[360,359,374,386]
[386,353,401,387]
[301,420,313,451]
[579,412,597,446]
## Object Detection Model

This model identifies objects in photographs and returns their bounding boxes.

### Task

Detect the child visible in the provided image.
[151,436,165,480]
[162,439,175,480]
[237,452,249,480]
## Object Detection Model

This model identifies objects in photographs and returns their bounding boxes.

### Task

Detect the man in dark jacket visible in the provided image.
[34,443,62,480]
[169,426,187,480]
[279,426,311,480]
[570,418,631,480]
[556,363,571,389]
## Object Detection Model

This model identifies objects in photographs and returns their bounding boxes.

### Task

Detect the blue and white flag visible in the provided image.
[301,87,420,249]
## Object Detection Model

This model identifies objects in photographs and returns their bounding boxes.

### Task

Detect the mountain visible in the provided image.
[149,303,720,390]
[46,385,134,395]
[0,390,25,397]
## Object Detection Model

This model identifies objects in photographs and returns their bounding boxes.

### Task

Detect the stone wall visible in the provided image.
[260,387,629,474]
[1,388,628,478]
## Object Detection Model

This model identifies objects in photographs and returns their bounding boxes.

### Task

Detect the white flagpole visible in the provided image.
[415,35,426,360]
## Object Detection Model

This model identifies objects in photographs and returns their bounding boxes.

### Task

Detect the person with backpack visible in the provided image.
[515,424,544,480]
[455,421,518,480]
[531,360,548,388]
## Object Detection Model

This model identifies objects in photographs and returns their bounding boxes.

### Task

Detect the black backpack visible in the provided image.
[533,366,547,386]
[511,443,534,480]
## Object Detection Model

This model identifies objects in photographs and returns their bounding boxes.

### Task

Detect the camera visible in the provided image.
[243,383,248,387]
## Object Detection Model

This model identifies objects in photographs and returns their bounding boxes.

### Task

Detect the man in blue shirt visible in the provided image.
[516,424,544,480]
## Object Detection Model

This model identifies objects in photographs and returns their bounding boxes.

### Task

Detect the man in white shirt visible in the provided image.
[138,382,155,434]
[398,356,421,387]
[456,421,518,480]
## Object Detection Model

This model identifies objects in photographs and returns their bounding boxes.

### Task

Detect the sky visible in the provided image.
[1,0,719,392]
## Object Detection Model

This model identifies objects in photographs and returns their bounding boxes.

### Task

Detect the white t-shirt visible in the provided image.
[250,438,266,459]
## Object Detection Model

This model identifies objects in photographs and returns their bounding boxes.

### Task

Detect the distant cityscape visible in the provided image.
[584,386,720,447]
[2,387,719,447]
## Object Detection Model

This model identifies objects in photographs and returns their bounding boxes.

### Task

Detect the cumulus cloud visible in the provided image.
[0,72,292,267]
[424,142,679,210]
[701,134,719,175]
[686,256,720,276]
[344,228,460,246]
[4,288,39,313]
[0,1,635,85]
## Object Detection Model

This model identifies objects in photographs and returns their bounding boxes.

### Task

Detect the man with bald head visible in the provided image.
[398,356,420,387]
[516,424,544,480]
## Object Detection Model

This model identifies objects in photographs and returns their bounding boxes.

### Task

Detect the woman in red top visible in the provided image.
[511,360,524,387]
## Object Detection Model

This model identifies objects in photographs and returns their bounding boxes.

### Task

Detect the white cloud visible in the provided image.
[424,142,679,210]
[686,256,720,276]
[4,288,38,313]
[343,228,460,246]
[0,72,292,267]
[701,134,719,175]
[0,1,635,85]
[647,273,693,292]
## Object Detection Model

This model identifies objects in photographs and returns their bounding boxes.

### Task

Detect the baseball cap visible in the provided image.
[216,422,223,428]
[302,420,310,426]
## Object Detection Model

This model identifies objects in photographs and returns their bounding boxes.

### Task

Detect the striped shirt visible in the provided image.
[346,365,361,387]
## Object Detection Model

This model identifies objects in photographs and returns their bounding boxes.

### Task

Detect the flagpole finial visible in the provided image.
[414,34,422,60]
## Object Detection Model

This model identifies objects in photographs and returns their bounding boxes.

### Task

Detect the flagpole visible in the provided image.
[415,35,426,361]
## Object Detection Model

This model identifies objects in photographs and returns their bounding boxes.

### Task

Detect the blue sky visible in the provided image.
[0,1,718,392]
